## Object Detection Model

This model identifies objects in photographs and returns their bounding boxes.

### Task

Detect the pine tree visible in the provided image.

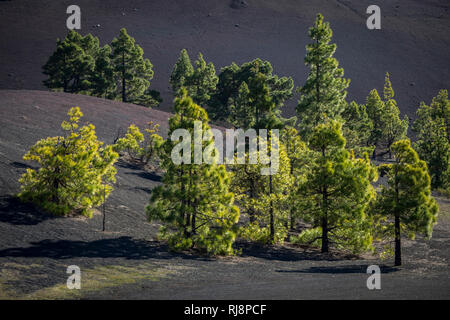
[43,30,99,93]
[342,101,374,155]
[170,49,194,94]
[379,73,408,158]
[280,121,308,231]
[210,58,293,123]
[298,120,377,253]
[377,139,439,265]
[296,14,350,138]
[413,90,450,190]
[18,107,118,217]
[110,28,157,106]
[147,90,239,255]
[365,89,385,158]
[232,137,293,244]
[170,50,218,107]
[90,45,116,98]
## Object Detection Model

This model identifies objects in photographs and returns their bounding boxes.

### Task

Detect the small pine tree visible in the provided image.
[280,122,308,231]
[19,107,118,217]
[377,139,439,266]
[298,120,377,253]
[147,90,239,255]
[114,122,164,165]
[297,14,350,138]
[110,28,157,106]
[170,49,194,94]
[379,73,408,158]
[413,90,450,190]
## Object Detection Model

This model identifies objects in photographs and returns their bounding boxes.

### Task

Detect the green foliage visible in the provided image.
[365,89,384,156]
[110,28,158,107]
[291,227,321,247]
[170,49,218,107]
[18,107,118,217]
[231,138,293,244]
[209,58,293,123]
[90,45,116,98]
[43,30,99,93]
[379,73,408,158]
[299,120,377,253]
[43,29,160,107]
[147,90,240,255]
[296,14,350,138]
[280,122,309,230]
[376,139,439,265]
[342,101,374,156]
[413,90,450,190]
[114,122,164,165]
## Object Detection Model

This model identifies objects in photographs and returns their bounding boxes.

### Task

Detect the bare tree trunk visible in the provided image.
[394,213,401,266]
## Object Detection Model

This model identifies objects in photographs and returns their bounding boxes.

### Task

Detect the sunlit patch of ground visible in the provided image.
[0,261,185,300]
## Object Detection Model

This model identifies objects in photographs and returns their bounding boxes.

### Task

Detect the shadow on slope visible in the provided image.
[0,196,58,226]
[276,265,399,274]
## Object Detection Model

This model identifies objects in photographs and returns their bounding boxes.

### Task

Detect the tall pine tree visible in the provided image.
[297,14,350,138]
[111,28,157,106]
[147,90,239,255]
[298,120,377,253]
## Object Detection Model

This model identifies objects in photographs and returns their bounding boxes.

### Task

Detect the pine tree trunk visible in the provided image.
[269,173,274,242]
[122,52,126,102]
[394,213,402,266]
[321,216,328,253]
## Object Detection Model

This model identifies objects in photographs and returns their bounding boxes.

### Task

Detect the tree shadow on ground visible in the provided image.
[275,265,399,274]
[117,160,162,182]
[10,161,35,170]
[236,242,351,262]
[0,195,57,226]
[0,236,212,261]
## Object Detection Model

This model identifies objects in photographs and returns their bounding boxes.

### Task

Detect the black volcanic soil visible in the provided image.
[0,90,449,299]
[0,0,449,119]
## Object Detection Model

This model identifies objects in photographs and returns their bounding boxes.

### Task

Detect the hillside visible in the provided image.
[0,90,449,299]
[0,0,449,119]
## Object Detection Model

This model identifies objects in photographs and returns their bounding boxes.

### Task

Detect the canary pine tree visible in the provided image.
[170,49,218,107]
[377,139,438,265]
[280,122,308,230]
[111,28,156,106]
[342,101,374,156]
[380,73,408,158]
[43,30,99,93]
[18,107,118,217]
[413,90,450,190]
[298,120,377,253]
[365,89,385,158]
[147,90,239,255]
[297,14,350,138]
[210,58,293,123]
[90,44,116,98]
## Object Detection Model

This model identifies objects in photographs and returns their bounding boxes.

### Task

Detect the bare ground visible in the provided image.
[0,0,449,118]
